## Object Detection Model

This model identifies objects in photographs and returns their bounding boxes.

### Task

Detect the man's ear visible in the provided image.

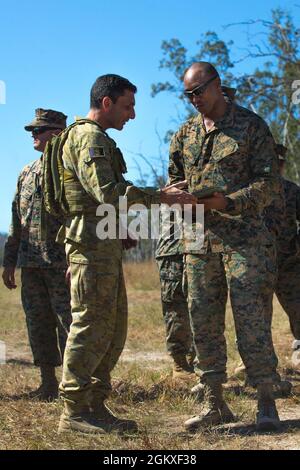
[102,96,112,111]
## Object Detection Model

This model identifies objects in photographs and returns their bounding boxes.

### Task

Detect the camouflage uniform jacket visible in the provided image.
[168,102,281,254]
[265,177,300,256]
[60,120,161,263]
[3,158,67,268]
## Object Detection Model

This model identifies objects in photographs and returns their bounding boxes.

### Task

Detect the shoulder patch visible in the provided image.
[89,146,106,158]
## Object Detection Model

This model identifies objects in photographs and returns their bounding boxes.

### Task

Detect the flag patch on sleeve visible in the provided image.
[89,146,106,158]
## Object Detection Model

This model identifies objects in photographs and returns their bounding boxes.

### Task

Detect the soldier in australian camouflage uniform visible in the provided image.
[57,74,197,435]
[2,109,71,401]
[168,62,282,432]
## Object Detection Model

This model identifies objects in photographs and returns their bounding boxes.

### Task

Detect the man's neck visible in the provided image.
[86,109,108,130]
[202,97,228,132]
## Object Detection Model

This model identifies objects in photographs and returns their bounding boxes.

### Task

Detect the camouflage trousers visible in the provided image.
[21,267,71,367]
[275,253,300,340]
[185,246,279,387]
[261,250,300,340]
[59,257,127,412]
[156,255,194,358]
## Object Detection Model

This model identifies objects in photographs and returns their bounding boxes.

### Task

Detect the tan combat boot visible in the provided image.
[172,354,194,380]
[185,382,236,431]
[58,403,107,435]
[28,365,58,401]
[90,401,138,433]
[256,383,281,431]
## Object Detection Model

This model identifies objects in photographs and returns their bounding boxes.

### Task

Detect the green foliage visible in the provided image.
[151,33,234,119]
[152,8,300,182]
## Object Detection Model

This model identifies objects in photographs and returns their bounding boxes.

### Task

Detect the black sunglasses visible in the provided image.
[184,75,218,99]
[31,126,59,135]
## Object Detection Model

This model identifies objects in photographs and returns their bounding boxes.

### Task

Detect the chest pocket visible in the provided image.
[210,135,248,163]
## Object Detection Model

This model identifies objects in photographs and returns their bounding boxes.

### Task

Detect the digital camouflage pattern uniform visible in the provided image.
[3,158,71,366]
[169,102,281,387]
[155,208,194,366]
[265,177,300,340]
[58,120,161,414]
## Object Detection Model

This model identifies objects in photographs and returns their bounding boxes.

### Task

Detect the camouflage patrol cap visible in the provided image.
[221,86,237,101]
[275,143,288,161]
[24,108,67,131]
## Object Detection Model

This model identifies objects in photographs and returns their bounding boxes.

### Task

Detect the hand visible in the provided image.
[199,192,228,212]
[122,232,138,250]
[2,267,17,289]
[65,266,71,287]
[160,184,198,207]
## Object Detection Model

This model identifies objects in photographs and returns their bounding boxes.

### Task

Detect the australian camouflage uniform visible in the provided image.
[168,101,282,387]
[57,119,161,416]
[3,158,71,366]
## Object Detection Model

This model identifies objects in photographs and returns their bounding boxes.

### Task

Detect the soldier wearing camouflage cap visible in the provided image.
[2,108,72,401]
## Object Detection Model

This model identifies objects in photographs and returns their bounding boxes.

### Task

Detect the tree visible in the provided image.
[152,8,300,182]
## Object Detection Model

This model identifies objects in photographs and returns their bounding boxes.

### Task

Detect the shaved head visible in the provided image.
[184,62,219,83]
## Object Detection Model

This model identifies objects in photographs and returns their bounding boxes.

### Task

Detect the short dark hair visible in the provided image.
[90,74,137,109]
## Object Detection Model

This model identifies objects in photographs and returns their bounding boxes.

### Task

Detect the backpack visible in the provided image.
[42,119,103,217]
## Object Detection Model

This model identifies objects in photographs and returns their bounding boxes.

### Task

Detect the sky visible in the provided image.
[0,0,299,231]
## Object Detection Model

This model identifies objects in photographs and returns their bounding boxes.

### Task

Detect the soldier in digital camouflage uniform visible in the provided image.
[155,87,236,384]
[57,74,197,435]
[233,144,298,394]
[168,62,282,432]
[156,205,195,379]
[2,109,72,401]
[266,145,300,349]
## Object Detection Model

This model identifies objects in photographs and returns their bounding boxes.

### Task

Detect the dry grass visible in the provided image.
[0,263,300,450]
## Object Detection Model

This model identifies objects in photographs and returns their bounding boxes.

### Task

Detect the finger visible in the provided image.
[169,180,188,190]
